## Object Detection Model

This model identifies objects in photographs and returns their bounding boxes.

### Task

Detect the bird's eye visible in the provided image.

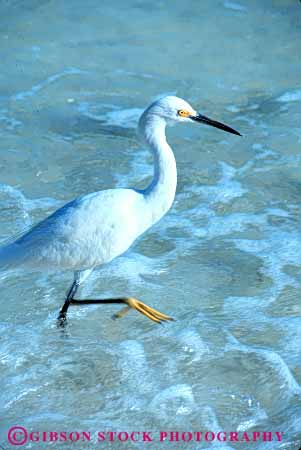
[178,110,189,117]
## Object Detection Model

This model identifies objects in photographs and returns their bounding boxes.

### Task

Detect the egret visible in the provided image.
[0,96,241,324]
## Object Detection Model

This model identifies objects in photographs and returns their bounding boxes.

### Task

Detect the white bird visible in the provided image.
[0,96,241,324]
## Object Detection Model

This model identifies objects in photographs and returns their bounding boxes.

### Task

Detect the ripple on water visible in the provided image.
[0,2,300,447]
[224,1,247,12]
[276,90,301,103]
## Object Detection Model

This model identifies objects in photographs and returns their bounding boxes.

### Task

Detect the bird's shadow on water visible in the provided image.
[33,108,137,141]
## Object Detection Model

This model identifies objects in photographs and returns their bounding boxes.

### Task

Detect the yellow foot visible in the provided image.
[113,297,174,324]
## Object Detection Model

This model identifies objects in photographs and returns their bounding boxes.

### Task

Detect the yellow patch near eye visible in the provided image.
[178,110,190,118]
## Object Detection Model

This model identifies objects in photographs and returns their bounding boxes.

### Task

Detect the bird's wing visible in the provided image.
[0,189,149,271]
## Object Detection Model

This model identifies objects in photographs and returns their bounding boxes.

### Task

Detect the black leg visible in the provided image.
[69,297,174,324]
[57,281,174,325]
[57,280,79,324]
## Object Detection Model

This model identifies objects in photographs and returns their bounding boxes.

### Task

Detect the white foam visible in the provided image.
[149,384,195,419]
[4,386,40,409]
[258,349,301,396]
[12,67,88,101]
[276,90,301,103]
[252,143,277,160]
[98,108,143,129]
[224,340,301,402]
[115,69,154,79]
[199,407,236,449]
[201,446,235,450]
[0,184,31,227]
[198,162,248,205]
[99,251,166,287]
[226,104,240,113]
[176,327,210,361]
[118,340,154,395]
[207,212,266,239]
[78,102,143,129]
[237,408,268,431]
[0,184,62,245]
[224,1,247,12]
[0,109,22,130]
[233,228,300,299]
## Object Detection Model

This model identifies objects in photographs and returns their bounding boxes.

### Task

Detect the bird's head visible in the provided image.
[139,95,241,136]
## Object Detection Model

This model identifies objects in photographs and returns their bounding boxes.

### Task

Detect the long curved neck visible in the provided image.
[140,115,177,224]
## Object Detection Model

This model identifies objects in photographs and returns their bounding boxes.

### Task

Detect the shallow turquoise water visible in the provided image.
[0,1,301,449]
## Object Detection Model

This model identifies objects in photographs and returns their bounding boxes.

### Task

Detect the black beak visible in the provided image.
[190,113,241,136]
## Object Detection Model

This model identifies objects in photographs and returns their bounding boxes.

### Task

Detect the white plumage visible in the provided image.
[0,190,148,271]
[0,96,240,324]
